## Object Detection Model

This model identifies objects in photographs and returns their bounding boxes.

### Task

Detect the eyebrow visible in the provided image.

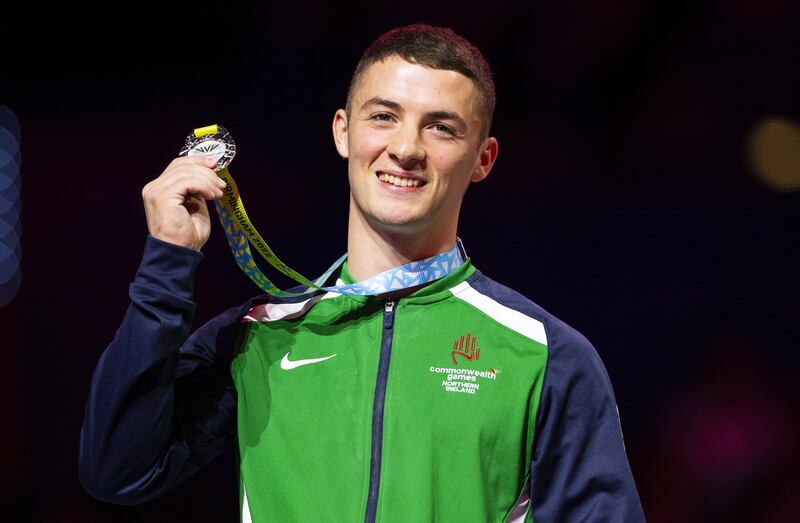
[361,97,402,112]
[360,97,468,130]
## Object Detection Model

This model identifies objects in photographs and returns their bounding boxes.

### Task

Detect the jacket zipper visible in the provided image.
[365,300,396,523]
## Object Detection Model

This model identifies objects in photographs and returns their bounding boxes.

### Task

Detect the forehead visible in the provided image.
[353,56,480,122]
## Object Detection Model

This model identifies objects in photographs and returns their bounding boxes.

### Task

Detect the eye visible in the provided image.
[430,123,456,136]
[369,112,395,123]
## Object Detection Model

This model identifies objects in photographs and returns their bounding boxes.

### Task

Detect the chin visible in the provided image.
[370,213,427,234]
[369,204,421,225]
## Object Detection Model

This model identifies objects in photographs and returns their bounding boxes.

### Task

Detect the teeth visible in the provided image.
[378,173,422,187]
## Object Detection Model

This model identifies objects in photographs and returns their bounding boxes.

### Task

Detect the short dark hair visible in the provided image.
[346,24,496,140]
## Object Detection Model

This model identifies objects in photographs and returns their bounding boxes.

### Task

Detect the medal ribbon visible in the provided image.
[188,125,466,297]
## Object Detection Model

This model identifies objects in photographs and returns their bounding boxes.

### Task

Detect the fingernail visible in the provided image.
[206,156,217,166]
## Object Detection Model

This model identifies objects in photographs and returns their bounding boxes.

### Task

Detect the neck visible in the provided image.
[346,200,458,282]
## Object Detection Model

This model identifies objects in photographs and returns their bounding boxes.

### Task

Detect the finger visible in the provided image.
[162,176,224,201]
[167,154,219,168]
[184,154,219,169]
[158,156,220,186]
[179,162,226,188]
[172,169,226,193]
[160,164,227,191]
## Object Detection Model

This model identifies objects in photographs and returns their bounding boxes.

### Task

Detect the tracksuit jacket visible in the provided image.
[80,235,646,522]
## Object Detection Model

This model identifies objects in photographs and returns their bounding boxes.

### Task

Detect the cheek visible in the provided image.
[433,150,476,189]
[351,129,386,163]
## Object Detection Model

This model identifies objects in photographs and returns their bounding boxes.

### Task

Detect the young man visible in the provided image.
[81,25,646,522]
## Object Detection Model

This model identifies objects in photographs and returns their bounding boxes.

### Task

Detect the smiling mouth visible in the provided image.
[376,172,426,188]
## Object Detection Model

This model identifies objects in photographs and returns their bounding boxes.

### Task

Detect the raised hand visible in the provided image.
[142,155,226,251]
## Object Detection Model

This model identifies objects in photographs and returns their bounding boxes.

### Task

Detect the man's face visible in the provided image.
[333,55,497,239]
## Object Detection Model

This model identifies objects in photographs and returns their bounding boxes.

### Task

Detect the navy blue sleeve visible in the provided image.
[79,235,251,504]
[530,318,646,522]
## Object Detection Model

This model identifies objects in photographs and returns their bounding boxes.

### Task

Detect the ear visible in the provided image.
[470,137,498,182]
[332,109,349,159]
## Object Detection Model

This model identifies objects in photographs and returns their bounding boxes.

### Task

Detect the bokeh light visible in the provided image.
[0,106,21,307]
[747,117,800,192]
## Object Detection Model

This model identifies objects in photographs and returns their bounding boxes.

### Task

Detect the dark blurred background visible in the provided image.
[2,0,799,521]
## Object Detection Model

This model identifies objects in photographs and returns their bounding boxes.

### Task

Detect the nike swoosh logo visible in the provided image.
[280,352,337,370]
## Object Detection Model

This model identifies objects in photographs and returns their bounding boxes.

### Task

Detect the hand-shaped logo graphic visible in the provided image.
[452,332,480,365]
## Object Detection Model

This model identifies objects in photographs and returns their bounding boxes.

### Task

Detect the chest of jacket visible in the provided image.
[231,289,547,521]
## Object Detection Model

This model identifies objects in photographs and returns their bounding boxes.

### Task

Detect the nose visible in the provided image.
[386,124,425,169]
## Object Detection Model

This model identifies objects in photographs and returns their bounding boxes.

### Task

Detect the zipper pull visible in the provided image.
[384,301,395,329]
